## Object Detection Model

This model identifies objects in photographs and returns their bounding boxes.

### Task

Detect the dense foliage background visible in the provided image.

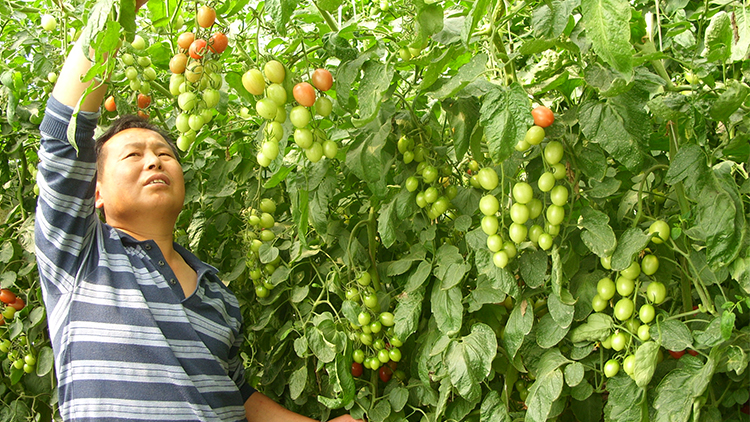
[0,0,749,420]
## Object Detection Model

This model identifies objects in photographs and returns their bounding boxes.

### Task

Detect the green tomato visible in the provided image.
[353,349,365,363]
[614,297,634,321]
[378,349,390,363]
[345,288,359,302]
[611,331,629,352]
[508,223,527,244]
[528,224,544,244]
[512,182,533,204]
[423,187,438,203]
[600,255,612,270]
[616,276,635,297]
[649,220,670,244]
[358,312,371,326]
[255,285,269,298]
[380,312,395,327]
[603,359,620,378]
[622,355,636,376]
[620,261,641,280]
[527,198,543,219]
[537,172,555,192]
[360,333,373,346]
[479,195,500,216]
[481,215,499,236]
[256,98,278,120]
[637,324,651,341]
[524,125,545,145]
[370,321,382,334]
[415,192,427,208]
[372,339,385,350]
[551,163,566,180]
[422,165,438,184]
[477,168,499,190]
[357,272,371,286]
[543,141,564,165]
[289,106,311,128]
[591,294,608,312]
[493,251,509,268]
[389,348,402,362]
[363,293,378,310]
[641,255,659,275]
[639,304,655,324]
[546,204,565,226]
[510,203,530,224]
[405,176,419,192]
[322,140,338,159]
[487,234,504,252]
[503,242,517,258]
[597,277,616,300]
[549,185,568,206]
[537,233,553,250]
[390,336,403,347]
[646,282,667,304]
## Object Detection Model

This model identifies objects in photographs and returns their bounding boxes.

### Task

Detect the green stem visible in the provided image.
[312,0,339,32]
[637,41,673,89]
[632,164,670,228]
[367,207,382,292]
[666,121,691,215]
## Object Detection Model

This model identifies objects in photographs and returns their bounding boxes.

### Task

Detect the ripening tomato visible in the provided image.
[531,106,554,128]
[293,82,316,107]
[242,69,265,96]
[379,365,393,382]
[264,60,286,84]
[196,5,216,28]
[208,32,228,54]
[177,32,195,50]
[311,68,333,91]
[137,94,151,109]
[8,297,24,311]
[668,349,685,359]
[189,39,207,60]
[170,53,188,74]
[104,96,116,112]
[351,362,363,377]
[0,289,17,304]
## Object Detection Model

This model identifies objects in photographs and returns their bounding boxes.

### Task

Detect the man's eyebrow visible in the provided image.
[120,139,172,150]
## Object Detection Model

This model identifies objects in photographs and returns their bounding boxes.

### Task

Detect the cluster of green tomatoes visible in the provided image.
[596,221,672,378]
[400,136,457,220]
[0,289,35,376]
[476,106,568,268]
[345,272,404,383]
[243,198,284,300]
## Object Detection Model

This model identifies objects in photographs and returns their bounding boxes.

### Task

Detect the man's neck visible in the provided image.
[110,223,179,261]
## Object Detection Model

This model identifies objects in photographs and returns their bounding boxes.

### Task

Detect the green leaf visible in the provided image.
[578,206,617,258]
[692,317,723,348]
[503,299,534,358]
[653,359,699,422]
[345,118,393,198]
[564,362,585,387]
[604,375,645,422]
[463,0,494,45]
[532,0,578,39]
[428,53,488,99]
[434,244,470,290]
[370,399,391,422]
[266,0,297,35]
[725,345,747,376]
[443,97,481,161]
[480,82,533,164]
[289,365,307,400]
[0,242,13,263]
[611,227,650,271]
[405,260,432,292]
[353,61,394,127]
[389,386,409,412]
[414,2,445,47]
[308,326,337,363]
[720,310,736,340]
[571,393,603,422]
[318,354,356,410]
[651,319,693,352]
[703,11,732,63]
[536,313,570,349]
[394,288,424,341]
[117,0,137,40]
[732,7,750,62]
[445,324,497,402]
[548,291,575,328]
[378,198,398,248]
[579,100,645,172]
[580,0,634,77]
[574,142,608,181]
[519,249,548,289]
[569,313,614,344]
[709,80,748,121]
[571,379,594,401]
[633,341,659,388]
[36,346,54,377]
[468,274,510,313]
[432,285,463,336]
[480,390,511,422]
[526,367,564,422]
[664,144,706,193]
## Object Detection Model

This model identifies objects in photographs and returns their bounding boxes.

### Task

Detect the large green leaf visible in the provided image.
[432,285,463,336]
[580,0,634,77]
[603,375,645,422]
[480,82,533,164]
[503,299,534,358]
[579,99,645,172]
[578,206,617,258]
[445,323,497,402]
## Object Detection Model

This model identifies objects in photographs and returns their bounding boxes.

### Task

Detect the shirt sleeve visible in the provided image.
[35,96,101,294]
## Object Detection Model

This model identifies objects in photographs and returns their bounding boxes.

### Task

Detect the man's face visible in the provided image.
[95,128,185,226]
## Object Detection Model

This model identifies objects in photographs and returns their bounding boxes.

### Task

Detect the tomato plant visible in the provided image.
[2,0,749,420]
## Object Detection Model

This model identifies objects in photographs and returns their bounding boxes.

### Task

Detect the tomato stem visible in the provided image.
[367,207,382,292]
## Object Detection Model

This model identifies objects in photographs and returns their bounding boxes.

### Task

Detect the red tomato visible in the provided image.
[8,297,24,311]
[189,39,208,60]
[177,32,195,50]
[293,82,316,107]
[104,96,116,112]
[137,94,151,109]
[137,110,149,120]
[379,365,392,382]
[0,289,16,304]
[311,68,333,91]
[351,362,363,377]
[668,350,685,359]
[687,349,699,356]
[208,32,228,54]
[531,106,554,128]
[196,5,216,28]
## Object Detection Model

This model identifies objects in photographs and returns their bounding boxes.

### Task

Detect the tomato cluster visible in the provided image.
[0,289,35,375]
[346,272,403,380]
[114,37,157,119]
[400,136,457,220]
[243,198,286,300]
[472,106,568,269]
[594,221,678,378]
[168,5,226,151]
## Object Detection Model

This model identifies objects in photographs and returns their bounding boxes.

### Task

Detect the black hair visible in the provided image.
[95,115,180,169]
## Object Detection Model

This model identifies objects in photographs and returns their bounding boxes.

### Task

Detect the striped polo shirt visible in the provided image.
[35,97,255,421]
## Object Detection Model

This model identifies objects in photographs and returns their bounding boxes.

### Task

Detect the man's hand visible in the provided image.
[328,416,365,422]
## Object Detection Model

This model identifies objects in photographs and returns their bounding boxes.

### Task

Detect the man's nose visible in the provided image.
[145,153,163,170]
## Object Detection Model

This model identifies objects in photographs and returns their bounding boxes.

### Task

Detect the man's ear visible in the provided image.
[95,180,104,210]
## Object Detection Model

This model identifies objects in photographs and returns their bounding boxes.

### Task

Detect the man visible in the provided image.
[35,13,362,422]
